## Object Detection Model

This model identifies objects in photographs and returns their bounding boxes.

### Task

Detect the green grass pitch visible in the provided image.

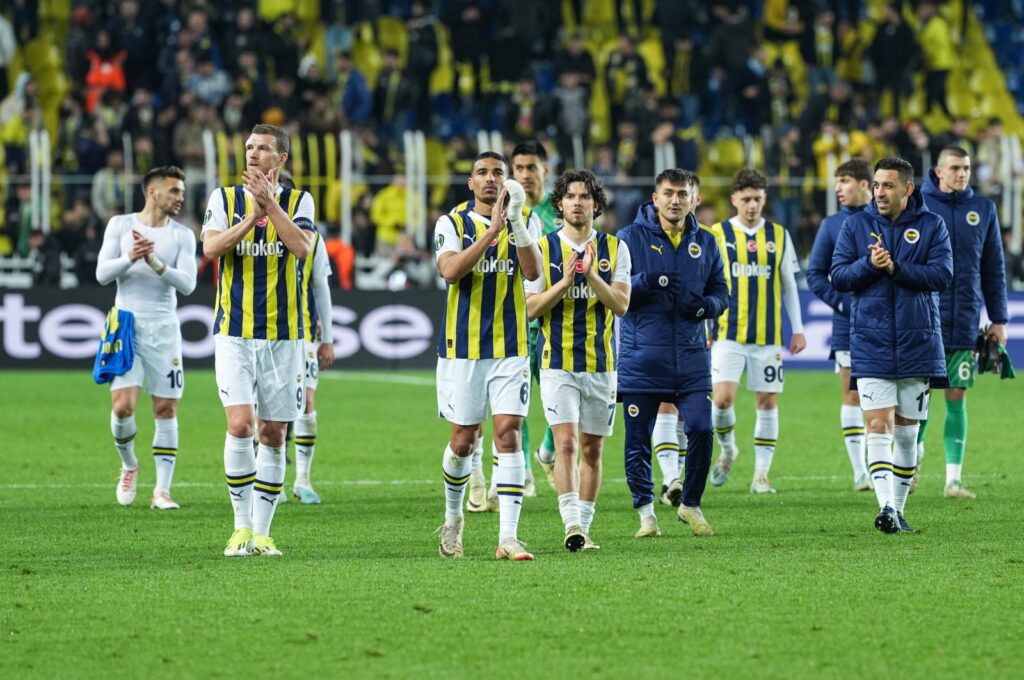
[2,369,1022,678]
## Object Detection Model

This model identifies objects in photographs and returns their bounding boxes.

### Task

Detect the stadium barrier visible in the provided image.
[3,288,1023,371]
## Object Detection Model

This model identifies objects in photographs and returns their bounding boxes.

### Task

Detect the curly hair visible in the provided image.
[730,168,768,194]
[550,169,609,219]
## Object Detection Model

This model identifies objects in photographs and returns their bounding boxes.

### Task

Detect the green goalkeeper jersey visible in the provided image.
[532,192,559,235]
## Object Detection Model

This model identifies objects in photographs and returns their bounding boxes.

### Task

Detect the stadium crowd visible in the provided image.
[2,0,1024,289]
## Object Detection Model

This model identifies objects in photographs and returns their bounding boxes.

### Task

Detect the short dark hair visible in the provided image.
[251,123,290,155]
[655,168,700,190]
[835,159,872,183]
[937,145,970,164]
[730,168,768,193]
[510,140,547,163]
[142,165,185,190]
[471,150,506,172]
[550,169,609,219]
[874,156,915,184]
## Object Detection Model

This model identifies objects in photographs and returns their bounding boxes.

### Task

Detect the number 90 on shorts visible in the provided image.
[711,340,785,393]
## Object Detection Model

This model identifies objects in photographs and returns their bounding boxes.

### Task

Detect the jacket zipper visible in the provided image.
[888,221,898,376]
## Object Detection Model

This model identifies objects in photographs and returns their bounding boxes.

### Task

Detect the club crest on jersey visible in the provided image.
[766,241,776,253]
[627,404,639,417]
[747,240,758,253]
[904,228,920,244]
[688,243,702,259]
[172,358,180,366]
[598,258,611,272]
[966,211,980,226]
[658,275,669,287]
[509,232,517,246]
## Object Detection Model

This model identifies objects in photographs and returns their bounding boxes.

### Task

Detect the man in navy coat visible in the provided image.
[916,146,1008,499]
[617,169,729,539]
[831,157,953,534]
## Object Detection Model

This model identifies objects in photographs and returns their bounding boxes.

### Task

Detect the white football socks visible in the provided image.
[111,412,138,469]
[224,433,256,530]
[840,404,867,479]
[442,445,472,524]
[753,408,779,476]
[252,443,285,536]
[152,417,178,493]
[558,492,581,531]
[677,421,688,476]
[867,432,895,510]
[653,414,680,485]
[579,500,596,534]
[295,410,317,485]
[892,424,918,513]
[495,451,525,542]
[712,404,737,453]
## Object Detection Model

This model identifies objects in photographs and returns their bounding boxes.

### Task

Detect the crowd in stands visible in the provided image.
[2,0,1024,290]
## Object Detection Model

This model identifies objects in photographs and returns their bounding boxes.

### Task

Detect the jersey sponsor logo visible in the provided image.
[235,240,286,257]
[731,262,773,278]
[651,244,663,255]
[747,240,758,253]
[598,258,611,272]
[765,241,776,253]
[904,228,920,244]
[688,243,702,259]
[966,210,980,226]
[567,282,596,300]
[627,404,639,417]
[474,257,516,275]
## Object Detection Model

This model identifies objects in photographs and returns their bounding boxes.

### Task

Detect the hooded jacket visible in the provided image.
[617,203,729,395]
[806,204,866,352]
[920,169,1008,350]
[830,187,953,380]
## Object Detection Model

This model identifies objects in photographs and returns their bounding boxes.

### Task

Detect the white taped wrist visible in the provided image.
[148,256,167,275]
[511,219,534,248]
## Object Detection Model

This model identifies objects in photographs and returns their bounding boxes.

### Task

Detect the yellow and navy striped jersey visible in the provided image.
[301,232,329,340]
[710,219,791,346]
[210,185,313,340]
[534,231,621,372]
[435,206,537,359]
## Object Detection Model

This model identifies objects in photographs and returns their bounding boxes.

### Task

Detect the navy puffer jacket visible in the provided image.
[617,203,730,395]
[830,188,953,380]
[920,169,1008,350]
[806,204,866,352]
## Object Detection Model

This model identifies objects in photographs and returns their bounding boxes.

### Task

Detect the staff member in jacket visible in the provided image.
[831,157,953,534]
[617,169,730,539]
[916,146,1008,499]
[806,159,873,492]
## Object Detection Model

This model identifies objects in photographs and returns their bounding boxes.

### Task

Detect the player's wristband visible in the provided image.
[510,217,534,248]
[148,256,167,275]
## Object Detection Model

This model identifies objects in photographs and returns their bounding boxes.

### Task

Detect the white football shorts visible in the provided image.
[111,316,184,399]
[214,335,305,421]
[711,340,785,393]
[857,377,930,420]
[834,350,852,373]
[539,369,617,436]
[436,356,530,426]
[303,341,320,391]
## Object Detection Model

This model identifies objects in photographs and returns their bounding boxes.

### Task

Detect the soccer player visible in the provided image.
[653,174,708,507]
[918,146,1008,498]
[292,203,336,504]
[96,166,196,509]
[434,152,542,560]
[806,159,874,491]
[465,140,555,510]
[708,169,806,493]
[831,156,952,533]
[618,169,729,538]
[526,169,631,551]
[201,124,315,557]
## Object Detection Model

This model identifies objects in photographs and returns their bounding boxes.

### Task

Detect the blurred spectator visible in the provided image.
[604,34,649,128]
[805,8,837,94]
[223,7,262,77]
[1003,231,1024,289]
[184,9,220,67]
[370,173,409,250]
[12,0,39,45]
[655,0,703,92]
[301,91,343,135]
[266,13,300,82]
[266,76,299,120]
[766,126,806,251]
[73,219,104,286]
[869,5,917,120]
[221,90,251,134]
[55,197,97,256]
[187,53,231,106]
[504,77,548,141]
[331,52,372,127]
[6,183,35,256]
[735,45,770,134]
[373,50,414,151]
[28,230,62,285]
[65,6,93,85]
[553,32,596,89]
[0,11,13,99]
[406,2,440,127]
[386,231,433,290]
[91,149,128,223]
[550,71,589,166]
[109,0,154,92]
[85,29,127,113]
[351,192,376,258]
[914,0,954,119]
[442,0,490,102]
